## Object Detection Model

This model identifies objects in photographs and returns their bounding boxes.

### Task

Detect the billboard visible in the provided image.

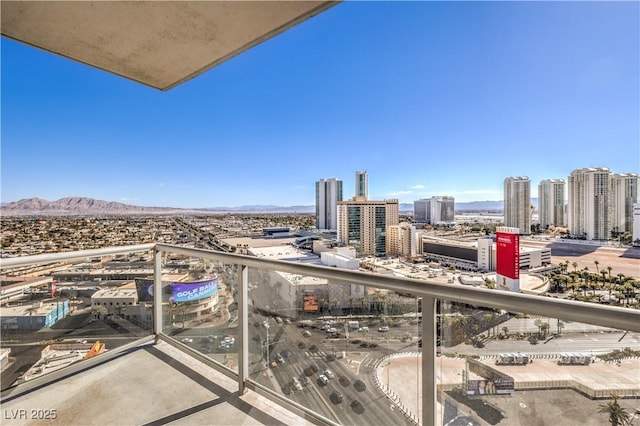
[303,295,319,312]
[135,279,154,302]
[467,379,514,395]
[170,279,218,303]
[496,231,519,279]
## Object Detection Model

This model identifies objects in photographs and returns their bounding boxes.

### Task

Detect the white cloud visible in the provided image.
[409,184,425,190]
[389,190,413,196]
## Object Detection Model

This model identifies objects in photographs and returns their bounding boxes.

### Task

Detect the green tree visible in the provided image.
[597,392,631,425]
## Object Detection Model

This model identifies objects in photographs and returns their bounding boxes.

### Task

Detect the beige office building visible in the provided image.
[336,197,399,256]
[387,223,416,258]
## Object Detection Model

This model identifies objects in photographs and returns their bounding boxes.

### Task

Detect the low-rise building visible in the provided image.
[0,299,70,331]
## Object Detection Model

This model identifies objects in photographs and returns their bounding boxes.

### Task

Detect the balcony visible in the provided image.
[1,244,639,426]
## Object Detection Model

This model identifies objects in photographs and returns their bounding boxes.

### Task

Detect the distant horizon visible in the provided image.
[2,2,638,207]
[1,195,519,213]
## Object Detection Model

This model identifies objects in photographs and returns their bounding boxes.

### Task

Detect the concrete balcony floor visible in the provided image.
[1,341,311,425]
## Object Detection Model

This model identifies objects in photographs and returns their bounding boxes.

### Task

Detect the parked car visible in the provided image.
[302,330,312,337]
[378,326,389,332]
[181,337,193,343]
[324,369,334,379]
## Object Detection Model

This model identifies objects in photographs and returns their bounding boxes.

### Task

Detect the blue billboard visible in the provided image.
[170,279,218,303]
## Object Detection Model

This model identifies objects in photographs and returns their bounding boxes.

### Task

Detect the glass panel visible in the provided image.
[0,249,154,391]
[247,267,420,425]
[161,252,238,373]
[438,301,640,425]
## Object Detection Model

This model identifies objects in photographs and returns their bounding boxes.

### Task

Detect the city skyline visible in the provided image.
[2,2,638,208]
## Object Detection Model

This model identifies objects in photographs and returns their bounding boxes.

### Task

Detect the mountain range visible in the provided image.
[0,197,532,216]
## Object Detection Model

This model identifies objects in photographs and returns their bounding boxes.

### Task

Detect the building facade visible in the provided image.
[355,170,368,199]
[538,179,566,229]
[568,167,610,240]
[504,177,531,235]
[414,199,430,223]
[610,173,638,235]
[336,197,399,256]
[431,196,455,224]
[495,226,520,292]
[633,203,640,246]
[413,196,454,224]
[386,223,416,258]
[477,237,494,271]
[315,178,343,231]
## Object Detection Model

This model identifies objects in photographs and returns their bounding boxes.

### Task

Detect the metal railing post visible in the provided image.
[153,247,163,342]
[422,296,436,426]
[237,264,249,394]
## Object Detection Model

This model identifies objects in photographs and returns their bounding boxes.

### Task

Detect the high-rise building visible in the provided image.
[538,179,565,229]
[414,199,430,223]
[315,178,343,230]
[336,197,399,256]
[504,176,531,235]
[413,196,454,224]
[386,223,416,258]
[610,173,638,235]
[431,196,455,224]
[355,171,368,199]
[568,167,610,240]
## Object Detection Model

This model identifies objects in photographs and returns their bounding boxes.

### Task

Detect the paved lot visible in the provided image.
[523,240,640,280]
[378,354,640,425]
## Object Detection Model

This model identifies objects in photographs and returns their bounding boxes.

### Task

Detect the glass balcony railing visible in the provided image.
[1,243,639,426]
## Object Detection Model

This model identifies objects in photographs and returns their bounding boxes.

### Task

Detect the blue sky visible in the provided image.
[2,1,638,208]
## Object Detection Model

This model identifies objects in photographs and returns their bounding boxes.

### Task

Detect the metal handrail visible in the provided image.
[154,243,640,332]
[2,243,638,332]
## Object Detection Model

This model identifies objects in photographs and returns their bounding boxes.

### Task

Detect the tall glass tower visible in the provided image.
[355,171,368,199]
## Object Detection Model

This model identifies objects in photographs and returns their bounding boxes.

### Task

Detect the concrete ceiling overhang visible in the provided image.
[1,1,338,91]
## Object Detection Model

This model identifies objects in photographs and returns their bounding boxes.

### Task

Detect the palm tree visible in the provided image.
[594,260,600,275]
[607,266,613,281]
[572,262,578,273]
[534,318,543,337]
[540,322,550,338]
[597,392,631,425]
